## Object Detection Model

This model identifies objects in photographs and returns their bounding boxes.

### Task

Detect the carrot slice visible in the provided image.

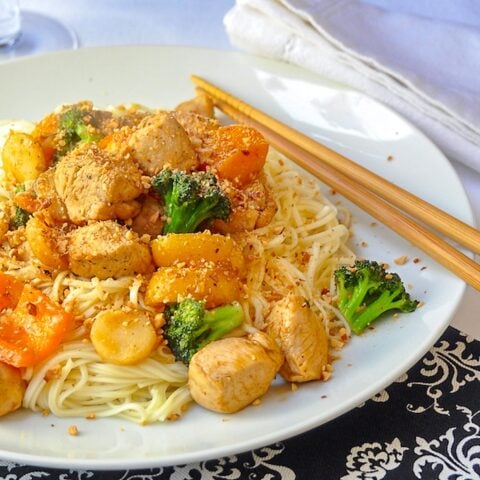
[98,127,131,154]
[0,273,24,311]
[211,125,269,186]
[0,280,74,368]
[0,314,36,367]
[31,112,59,165]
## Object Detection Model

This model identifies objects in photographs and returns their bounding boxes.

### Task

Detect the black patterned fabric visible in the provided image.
[1,326,479,480]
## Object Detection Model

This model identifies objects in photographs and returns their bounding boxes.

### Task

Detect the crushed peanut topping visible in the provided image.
[394,255,408,265]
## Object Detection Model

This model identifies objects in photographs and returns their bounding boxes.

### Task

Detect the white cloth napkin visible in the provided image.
[224,0,480,173]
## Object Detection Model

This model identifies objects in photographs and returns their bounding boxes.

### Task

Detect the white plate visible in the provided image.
[0,46,472,470]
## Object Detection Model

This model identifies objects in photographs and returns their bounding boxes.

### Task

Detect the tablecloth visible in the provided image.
[1,1,479,479]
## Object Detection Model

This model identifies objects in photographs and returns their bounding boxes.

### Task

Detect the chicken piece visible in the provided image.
[128,112,198,175]
[54,144,145,224]
[188,330,283,414]
[12,169,70,225]
[174,111,219,164]
[68,220,153,279]
[175,91,215,118]
[131,194,165,238]
[32,169,70,224]
[265,294,329,383]
[106,104,150,129]
[59,101,146,138]
[212,174,277,234]
[0,362,26,417]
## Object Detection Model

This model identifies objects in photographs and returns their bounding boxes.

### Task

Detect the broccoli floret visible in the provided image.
[152,169,231,234]
[57,107,100,155]
[164,298,244,364]
[334,259,418,334]
[9,206,30,229]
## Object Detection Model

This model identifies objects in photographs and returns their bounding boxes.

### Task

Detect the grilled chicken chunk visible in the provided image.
[175,91,215,118]
[33,169,70,224]
[265,294,329,383]
[174,111,219,165]
[128,112,198,175]
[188,330,283,414]
[13,169,70,225]
[61,101,146,137]
[68,220,153,279]
[54,144,146,225]
[131,194,165,238]
[213,174,276,233]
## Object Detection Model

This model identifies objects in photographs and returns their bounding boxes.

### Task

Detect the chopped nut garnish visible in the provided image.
[45,365,62,381]
[68,425,79,436]
[330,338,345,349]
[394,255,408,265]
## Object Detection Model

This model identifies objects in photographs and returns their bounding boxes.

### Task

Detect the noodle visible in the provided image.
[241,152,355,339]
[23,342,189,423]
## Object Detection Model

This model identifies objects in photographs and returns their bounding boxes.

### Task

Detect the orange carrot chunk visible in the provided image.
[0,279,74,368]
[211,125,269,186]
[31,112,59,165]
[0,273,24,311]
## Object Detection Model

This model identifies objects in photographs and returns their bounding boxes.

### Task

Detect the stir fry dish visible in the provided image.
[0,91,417,423]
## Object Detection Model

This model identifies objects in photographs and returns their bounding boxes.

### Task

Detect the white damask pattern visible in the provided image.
[170,444,295,480]
[407,336,480,415]
[367,373,409,405]
[341,438,408,480]
[413,406,480,480]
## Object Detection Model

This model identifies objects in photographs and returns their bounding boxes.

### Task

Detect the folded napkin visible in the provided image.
[224,0,480,173]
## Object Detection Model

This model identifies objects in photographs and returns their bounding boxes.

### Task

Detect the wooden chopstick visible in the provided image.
[191,75,480,291]
[192,75,480,256]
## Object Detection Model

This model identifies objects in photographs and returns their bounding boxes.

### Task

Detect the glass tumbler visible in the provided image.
[0,0,20,47]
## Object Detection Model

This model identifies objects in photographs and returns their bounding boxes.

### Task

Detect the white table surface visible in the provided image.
[8,0,480,338]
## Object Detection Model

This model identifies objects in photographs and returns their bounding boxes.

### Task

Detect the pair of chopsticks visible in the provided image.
[191,75,480,292]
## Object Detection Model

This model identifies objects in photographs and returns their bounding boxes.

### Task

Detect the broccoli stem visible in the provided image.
[341,276,370,322]
[198,302,244,348]
[351,288,410,334]
[164,199,218,234]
